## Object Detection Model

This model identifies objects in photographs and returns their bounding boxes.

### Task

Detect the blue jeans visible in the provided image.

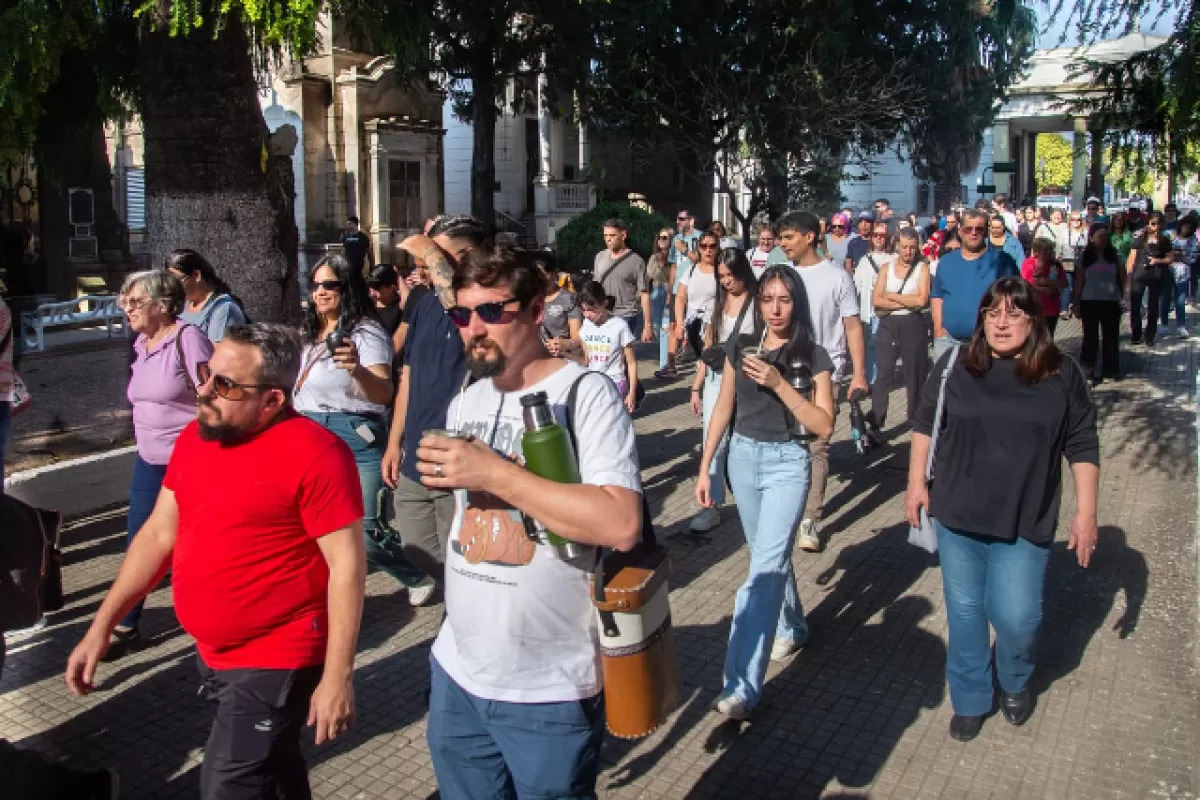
[427,657,605,800]
[723,434,812,708]
[701,369,728,508]
[303,411,424,586]
[1060,271,1075,312]
[651,285,670,369]
[1160,275,1188,327]
[121,456,168,630]
[936,521,1050,716]
[0,400,11,486]
[933,333,962,363]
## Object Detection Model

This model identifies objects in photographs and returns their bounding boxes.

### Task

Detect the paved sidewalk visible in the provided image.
[1,320,1196,799]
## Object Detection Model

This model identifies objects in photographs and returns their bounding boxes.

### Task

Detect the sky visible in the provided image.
[1035,0,1178,48]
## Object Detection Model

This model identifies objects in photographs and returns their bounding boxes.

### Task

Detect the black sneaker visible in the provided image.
[101,627,141,662]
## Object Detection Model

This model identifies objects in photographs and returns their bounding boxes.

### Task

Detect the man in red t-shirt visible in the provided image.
[66,323,367,800]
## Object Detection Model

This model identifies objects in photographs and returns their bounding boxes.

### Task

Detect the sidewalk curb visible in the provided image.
[4,446,136,518]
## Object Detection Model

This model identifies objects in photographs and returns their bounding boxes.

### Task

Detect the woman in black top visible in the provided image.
[1125,211,1173,346]
[905,276,1100,743]
[695,265,835,720]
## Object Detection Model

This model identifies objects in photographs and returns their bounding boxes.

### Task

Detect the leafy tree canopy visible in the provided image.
[1035,133,1076,188]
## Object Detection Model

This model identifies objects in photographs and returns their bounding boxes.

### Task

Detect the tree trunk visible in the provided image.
[470,54,497,229]
[138,5,299,323]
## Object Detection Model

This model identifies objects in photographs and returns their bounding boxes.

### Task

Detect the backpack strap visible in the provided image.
[562,371,657,620]
[173,325,198,395]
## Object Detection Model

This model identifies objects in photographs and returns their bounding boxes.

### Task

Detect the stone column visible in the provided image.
[578,121,589,175]
[992,121,1011,197]
[536,72,552,182]
[1071,116,1088,209]
[1089,129,1104,200]
[368,128,387,261]
[1024,131,1038,202]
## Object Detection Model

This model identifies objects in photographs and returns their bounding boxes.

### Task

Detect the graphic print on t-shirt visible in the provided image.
[454,491,536,567]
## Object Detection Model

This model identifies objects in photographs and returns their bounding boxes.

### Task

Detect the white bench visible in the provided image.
[20,295,127,352]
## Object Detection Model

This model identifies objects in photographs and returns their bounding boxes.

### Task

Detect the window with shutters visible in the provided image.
[125,169,146,231]
[388,160,421,231]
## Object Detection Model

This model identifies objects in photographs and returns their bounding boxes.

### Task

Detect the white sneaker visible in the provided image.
[770,637,803,662]
[713,694,749,720]
[1179,326,1190,338]
[689,507,721,533]
[407,577,437,607]
[797,519,822,552]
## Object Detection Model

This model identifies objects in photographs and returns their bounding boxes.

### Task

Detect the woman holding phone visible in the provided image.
[695,265,835,720]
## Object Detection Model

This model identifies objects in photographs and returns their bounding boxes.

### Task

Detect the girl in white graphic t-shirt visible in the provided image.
[578,281,639,413]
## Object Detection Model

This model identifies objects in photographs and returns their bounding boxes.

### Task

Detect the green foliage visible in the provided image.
[1035,133,1076,189]
[553,202,672,273]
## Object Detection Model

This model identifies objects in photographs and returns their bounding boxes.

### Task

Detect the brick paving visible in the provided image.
[1,319,1197,799]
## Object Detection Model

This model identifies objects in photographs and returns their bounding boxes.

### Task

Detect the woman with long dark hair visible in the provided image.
[696,265,835,719]
[905,277,1099,742]
[648,226,678,377]
[1126,210,1173,346]
[294,256,431,600]
[1074,222,1126,383]
[686,248,758,533]
[166,249,247,342]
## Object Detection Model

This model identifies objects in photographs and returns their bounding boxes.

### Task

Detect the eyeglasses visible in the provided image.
[871,233,888,239]
[984,307,1029,323]
[657,235,671,240]
[960,226,986,234]
[310,280,344,292]
[447,297,521,327]
[119,295,154,312]
[196,362,279,400]
[676,216,690,222]
[698,243,718,250]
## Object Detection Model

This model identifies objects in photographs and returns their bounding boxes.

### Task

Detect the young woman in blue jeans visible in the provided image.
[295,255,433,601]
[906,277,1099,742]
[696,265,835,720]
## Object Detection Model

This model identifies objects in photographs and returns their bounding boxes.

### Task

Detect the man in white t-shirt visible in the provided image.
[777,210,867,553]
[852,222,896,387]
[413,247,643,800]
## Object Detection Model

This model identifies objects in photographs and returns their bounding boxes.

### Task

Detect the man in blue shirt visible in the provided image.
[382,217,481,587]
[931,209,1019,360]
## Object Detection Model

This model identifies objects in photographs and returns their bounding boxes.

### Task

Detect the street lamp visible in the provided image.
[978,166,996,196]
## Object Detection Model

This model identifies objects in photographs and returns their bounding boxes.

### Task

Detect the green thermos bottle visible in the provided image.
[520,391,586,560]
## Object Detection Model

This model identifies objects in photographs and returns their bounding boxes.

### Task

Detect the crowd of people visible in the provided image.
[0,191,1193,797]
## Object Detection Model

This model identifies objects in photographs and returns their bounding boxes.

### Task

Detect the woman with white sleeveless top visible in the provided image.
[869,228,931,431]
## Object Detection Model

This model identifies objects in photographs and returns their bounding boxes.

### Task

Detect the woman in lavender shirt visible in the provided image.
[107,270,212,659]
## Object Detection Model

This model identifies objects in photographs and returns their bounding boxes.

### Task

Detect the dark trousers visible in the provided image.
[685,317,704,359]
[1080,300,1122,377]
[198,656,323,800]
[871,313,929,429]
[1044,315,1059,336]
[1129,273,1164,343]
[121,456,168,630]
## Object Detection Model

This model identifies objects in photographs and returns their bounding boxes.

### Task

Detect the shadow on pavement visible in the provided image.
[1031,525,1147,696]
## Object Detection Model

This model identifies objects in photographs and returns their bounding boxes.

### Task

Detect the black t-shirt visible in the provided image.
[728,334,835,442]
[1129,234,1171,279]
[375,301,402,336]
[342,231,370,271]
[914,349,1098,544]
[400,292,466,483]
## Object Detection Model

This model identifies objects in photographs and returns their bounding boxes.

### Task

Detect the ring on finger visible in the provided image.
[434,463,444,477]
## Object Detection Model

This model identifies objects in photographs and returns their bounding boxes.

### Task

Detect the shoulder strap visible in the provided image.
[894,260,917,295]
[596,250,634,286]
[866,253,881,274]
[174,325,197,395]
[726,295,751,341]
[293,343,326,394]
[925,344,960,481]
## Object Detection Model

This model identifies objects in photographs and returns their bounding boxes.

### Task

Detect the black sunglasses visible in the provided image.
[310,279,344,292]
[197,362,280,400]
[447,297,521,328]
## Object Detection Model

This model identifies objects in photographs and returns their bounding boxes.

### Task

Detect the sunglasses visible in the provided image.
[960,226,986,234]
[657,235,671,240]
[196,362,279,400]
[447,297,521,327]
[699,243,718,250]
[676,216,690,222]
[310,279,344,292]
[871,233,888,239]
[831,225,846,230]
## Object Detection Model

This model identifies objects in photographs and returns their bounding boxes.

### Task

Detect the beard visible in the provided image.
[465,337,507,379]
[962,236,988,255]
[197,401,254,445]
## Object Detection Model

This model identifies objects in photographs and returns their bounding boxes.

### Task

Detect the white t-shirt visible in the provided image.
[293,319,393,416]
[581,316,634,385]
[791,259,860,381]
[854,252,895,323]
[431,361,642,703]
[679,263,718,323]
